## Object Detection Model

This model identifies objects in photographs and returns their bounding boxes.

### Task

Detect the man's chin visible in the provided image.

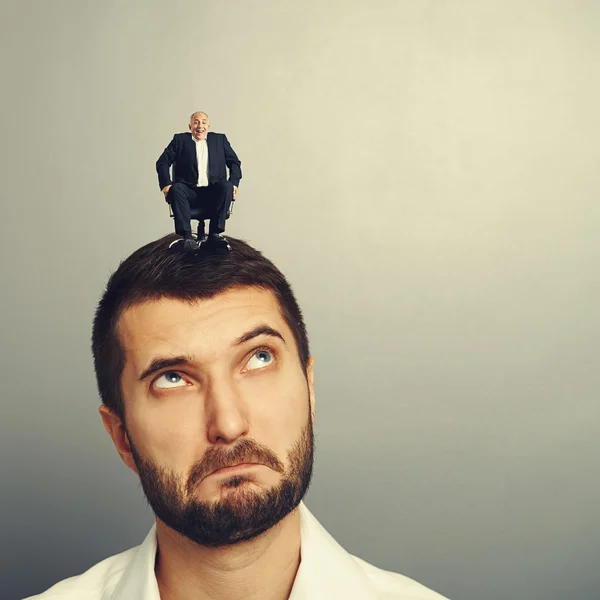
[133,419,314,547]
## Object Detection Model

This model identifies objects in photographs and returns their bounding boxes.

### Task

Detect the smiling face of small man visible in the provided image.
[189,112,209,141]
[100,286,315,547]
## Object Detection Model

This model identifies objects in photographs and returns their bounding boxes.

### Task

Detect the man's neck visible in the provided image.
[155,508,302,600]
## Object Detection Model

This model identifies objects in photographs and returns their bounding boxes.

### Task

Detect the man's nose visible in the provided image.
[205,376,248,445]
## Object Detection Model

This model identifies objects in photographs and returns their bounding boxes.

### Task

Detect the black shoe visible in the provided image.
[205,233,231,251]
[183,238,201,253]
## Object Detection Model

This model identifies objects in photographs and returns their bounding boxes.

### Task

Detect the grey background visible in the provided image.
[1,1,599,599]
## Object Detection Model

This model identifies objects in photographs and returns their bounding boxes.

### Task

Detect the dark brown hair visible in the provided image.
[91,234,310,421]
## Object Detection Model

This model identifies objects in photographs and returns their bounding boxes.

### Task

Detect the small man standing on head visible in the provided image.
[156,112,242,252]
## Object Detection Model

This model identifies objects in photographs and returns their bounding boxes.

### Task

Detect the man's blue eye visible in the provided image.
[247,350,273,370]
[155,372,186,389]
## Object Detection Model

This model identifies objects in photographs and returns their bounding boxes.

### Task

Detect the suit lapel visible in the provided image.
[206,132,214,182]
[184,132,198,180]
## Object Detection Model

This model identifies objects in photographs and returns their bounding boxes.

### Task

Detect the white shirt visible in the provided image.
[24,503,449,600]
[194,137,209,187]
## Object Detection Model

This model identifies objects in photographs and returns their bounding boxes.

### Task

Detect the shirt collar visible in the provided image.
[111,502,377,600]
[290,504,378,600]
[110,521,160,600]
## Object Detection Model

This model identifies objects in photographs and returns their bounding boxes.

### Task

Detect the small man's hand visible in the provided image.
[162,185,172,201]
[233,185,238,200]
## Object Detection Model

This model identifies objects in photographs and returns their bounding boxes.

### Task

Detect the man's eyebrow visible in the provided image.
[138,356,193,381]
[234,325,286,347]
[137,328,283,381]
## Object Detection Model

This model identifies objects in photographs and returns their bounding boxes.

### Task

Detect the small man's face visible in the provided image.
[112,287,315,545]
[189,112,209,141]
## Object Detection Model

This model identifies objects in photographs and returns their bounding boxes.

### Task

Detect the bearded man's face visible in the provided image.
[113,287,316,546]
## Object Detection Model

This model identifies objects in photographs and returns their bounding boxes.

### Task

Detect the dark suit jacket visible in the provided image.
[156,131,242,191]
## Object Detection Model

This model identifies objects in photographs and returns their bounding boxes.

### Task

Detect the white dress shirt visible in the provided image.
[194,137,209,187]
[24,503,449,600]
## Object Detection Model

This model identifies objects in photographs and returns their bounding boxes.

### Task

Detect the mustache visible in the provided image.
[186,438,284,493]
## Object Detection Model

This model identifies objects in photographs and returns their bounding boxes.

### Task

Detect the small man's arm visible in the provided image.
[156,135,178,197]
[224,135,242,199]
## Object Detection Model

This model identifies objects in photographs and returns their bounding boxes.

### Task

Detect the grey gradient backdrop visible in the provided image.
[1,2,599,599]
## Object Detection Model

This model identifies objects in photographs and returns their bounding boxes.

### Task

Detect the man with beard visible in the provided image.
[156,111,242,252]
[25,235,449,600]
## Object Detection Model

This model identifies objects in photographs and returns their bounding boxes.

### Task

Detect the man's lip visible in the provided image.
[210,462,261,476]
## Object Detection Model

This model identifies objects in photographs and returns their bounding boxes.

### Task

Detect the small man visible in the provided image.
[156,111,242,252]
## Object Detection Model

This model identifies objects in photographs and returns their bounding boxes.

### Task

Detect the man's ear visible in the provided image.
[99,405,139,475]
[306,356,316,421]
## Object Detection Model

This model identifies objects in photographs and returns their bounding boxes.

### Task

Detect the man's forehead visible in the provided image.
[117,287,286,348]
[191,112,208,121]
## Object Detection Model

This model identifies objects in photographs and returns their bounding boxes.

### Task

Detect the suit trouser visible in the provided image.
[168,181,233,236]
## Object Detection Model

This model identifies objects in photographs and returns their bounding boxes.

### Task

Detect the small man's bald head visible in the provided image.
[190,111,209,124]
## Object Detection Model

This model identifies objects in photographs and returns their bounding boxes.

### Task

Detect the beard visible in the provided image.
[128,415,314,548]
